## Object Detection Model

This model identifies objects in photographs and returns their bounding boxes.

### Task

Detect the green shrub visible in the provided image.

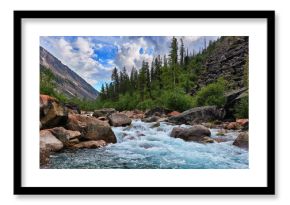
[161,90,194,111]
[40,84,55,97]
[193,78,226,107]
[136,99,155,111]
[234,96,249,119]
[40,66,56,96]
[115,93,139,111]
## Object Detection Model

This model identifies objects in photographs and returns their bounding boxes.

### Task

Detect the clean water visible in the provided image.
[44,120,248,169]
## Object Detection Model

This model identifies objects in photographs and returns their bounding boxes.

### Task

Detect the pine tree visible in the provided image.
[184,48,190,67]
[130,66,138,93]
[203,37,207,52]
[130,67,135,89]
[180,38,185,67]
[111,67,119,99]
[100,84,106,100]
[108,82,114,100]
[169,36,178,89]
[105,83,109,99]
[145,61,152,98]
[163,55,168,67]
[139,61,146,101]
[169,37,178,65]
[154,56,162,89]
[150,58,155,81]
[119,66,129,94]
[133,67,138,89]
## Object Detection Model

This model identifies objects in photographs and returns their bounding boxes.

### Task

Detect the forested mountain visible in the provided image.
[97,36,248,115]
[40,46,98,100]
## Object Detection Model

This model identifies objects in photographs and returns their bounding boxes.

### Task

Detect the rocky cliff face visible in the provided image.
[191,36,248,95]
[40,46,98,100]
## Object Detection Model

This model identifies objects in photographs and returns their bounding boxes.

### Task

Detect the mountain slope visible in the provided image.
[40,46,98,100]
[191,36,248,95]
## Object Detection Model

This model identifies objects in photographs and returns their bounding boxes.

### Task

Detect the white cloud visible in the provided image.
[75,37,94,55]
[115,37,154,73]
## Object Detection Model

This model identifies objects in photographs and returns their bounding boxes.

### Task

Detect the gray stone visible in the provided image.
[170,125,212,143]
[108,113,132,127]
[233,132,249,149]
[66,114,117,143]
[168,106,225,125]
[93,108,116,118]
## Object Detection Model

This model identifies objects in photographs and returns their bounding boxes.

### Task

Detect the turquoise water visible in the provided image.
[44,120,249,169]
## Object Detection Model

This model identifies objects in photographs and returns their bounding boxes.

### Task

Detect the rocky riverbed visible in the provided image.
[40,94,249,169]
[42,120,248,169]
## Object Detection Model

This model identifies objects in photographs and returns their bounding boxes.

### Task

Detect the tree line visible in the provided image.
[99,37,212,104]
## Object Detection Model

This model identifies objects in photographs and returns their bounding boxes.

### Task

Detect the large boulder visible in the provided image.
[108,113,132,127]
[66,114,117,143]
[40,95,68,129]
[92,108,116,118]
[40,129,64,165]
[168,106,225,125]
[73,140,107,149]
[233,132,249,149]
[170,125,213,143]
[49,127,81,146]
[40,129,64,151]
[145,107,172,118]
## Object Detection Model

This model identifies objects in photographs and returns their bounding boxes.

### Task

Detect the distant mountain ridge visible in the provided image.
[40,46,98,100]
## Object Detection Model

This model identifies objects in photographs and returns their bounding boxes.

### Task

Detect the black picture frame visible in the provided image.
[14,10,275,195]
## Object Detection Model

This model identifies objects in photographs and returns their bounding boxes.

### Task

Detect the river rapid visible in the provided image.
[44,120,248,169]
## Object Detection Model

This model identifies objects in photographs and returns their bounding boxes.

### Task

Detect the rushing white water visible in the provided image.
[46,120,248,169]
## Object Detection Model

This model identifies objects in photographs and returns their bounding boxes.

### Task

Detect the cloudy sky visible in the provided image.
[40,36,218,91]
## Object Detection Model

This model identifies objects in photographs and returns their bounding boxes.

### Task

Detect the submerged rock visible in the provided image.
[150,122,160,128]
[168,106,225,125]
[108,113,132,127]
[66,114,117,143]
[170,125,213,143]
[40,95,68,129]
[142,116,160,123]
[233,132,249,149]
[73,140,107,149]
